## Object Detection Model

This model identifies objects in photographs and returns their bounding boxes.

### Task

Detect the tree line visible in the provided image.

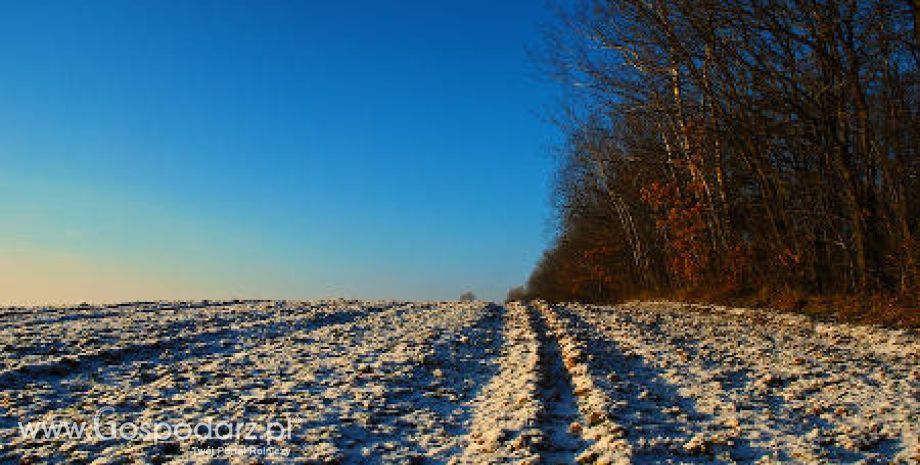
[521,0,919,310]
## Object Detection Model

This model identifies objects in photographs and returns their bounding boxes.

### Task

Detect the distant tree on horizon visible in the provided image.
[459,291,477,301]
[505,286,527,303]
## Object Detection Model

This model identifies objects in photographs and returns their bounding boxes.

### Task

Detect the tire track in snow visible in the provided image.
[552,304,740,464]
[460,302,632,465]
[534,303,632,465]
[530,304,590,464]
[458,302,543,465]
[565,301,920,464]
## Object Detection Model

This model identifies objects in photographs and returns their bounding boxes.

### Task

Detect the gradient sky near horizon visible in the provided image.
[0,1,560,304]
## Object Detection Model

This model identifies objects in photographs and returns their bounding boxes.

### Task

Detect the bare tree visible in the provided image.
[528,0,919,307]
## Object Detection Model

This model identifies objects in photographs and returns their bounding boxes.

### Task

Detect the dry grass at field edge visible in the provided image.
[669,288,920,330]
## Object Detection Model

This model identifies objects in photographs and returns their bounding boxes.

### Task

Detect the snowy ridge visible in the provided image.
[535,302,632,465]
[1,301,503,464]
[567,301,919,464]
[458,302,542,465]
[0,300,916,464]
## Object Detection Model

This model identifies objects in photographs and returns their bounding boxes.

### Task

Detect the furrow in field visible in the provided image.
[0,301,290,366]
[299,302,502,465]
[458,302,543,465]
[534,302,632,465]
[0,300,260,333]
[0,301,384,389]
[0,301,397,464]
[565,301,920,464]
[1,302,505,465]
[549,304,730,464]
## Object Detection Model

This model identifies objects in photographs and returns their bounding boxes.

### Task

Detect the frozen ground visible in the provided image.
[0,300,916,464]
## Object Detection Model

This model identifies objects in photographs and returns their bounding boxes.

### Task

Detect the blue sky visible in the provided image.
[0,1,559,303]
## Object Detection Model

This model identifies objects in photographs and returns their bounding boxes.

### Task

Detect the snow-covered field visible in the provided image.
[0,300,916,464]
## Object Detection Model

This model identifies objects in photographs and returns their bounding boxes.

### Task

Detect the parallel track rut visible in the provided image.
[1,300,915,464]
